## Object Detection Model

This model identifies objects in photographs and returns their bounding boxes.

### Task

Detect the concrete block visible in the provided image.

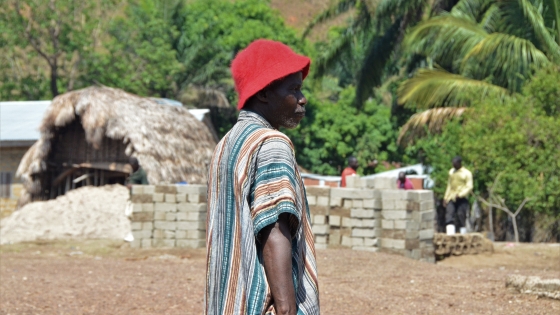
[351,208,374,218]
[408,190,433,202]
[131,185,144,195]
[331,188,375,199]
[382,190,408,201]
[155,185,176,194]
[406,249,421,260]
[393,239,406,249]
[142,222,153,230]
[406,230,419,239]
[329,197,342,207]
[142,203,154,212]
[132,230,152,239]
[312,224,329,235]
[341,236,353,247]
[342,217,352,228]
[177,211,206,221]
[420,200,435,211]
[154,221,176,230]
[346,175,361,188]
[352,228,375,238]
[410,211,421,222]
[176,221,206,230]
[309,205,329,216]
[372,177,397,189]
[315,243,328,250]
[314,214,326,225]
[187,230,206,239]
[154,211,166,220]
[177,203,207,212]
[189,194,207,203]
[176,185,206,195]
[421,221,435,230]
[141,239,152,249]
[131,212,154,222]
[342,199,352,209]
[143,185,155,194]
[363,199,382,209]
[176,239,205,248]
[305,186,331,197]
[352,199,363,208]
[419,229,434,240]
[382,200,395,210]
[315,235,328,244]
[131,222,143,230]
[165,213,177,221]
[329,232,341,245]
[152,239,175,248]
[152,193,164,202]
[405,239,420,250]
[175,230,188,239]
[317,196,329,206]
[353,246,378,252]
[393,220,407,230]
[176,194,187,203]
[329,215,341,227]
[164,230,176,239]
[394,200,410,210]
[382,210,409,220]
[421,210,435,222]
[306,195,317,206]
[351,237,364,246]
[406,221,420,230]
[155,203,176,212]
[132,203,143,213]
[130,240,141,248]
[152,229,164,239]
[165,194,176,203]
[363,237,378,247]
[381,220,394,229]
[130,194,153,203]
[361,219,376,228]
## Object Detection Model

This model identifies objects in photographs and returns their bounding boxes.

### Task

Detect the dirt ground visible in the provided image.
[1,241,558,315]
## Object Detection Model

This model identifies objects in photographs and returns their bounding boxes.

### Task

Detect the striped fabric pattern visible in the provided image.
[206,110,320,315]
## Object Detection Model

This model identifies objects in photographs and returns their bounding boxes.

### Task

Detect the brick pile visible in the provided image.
[379,190,435,263]
[306,186,331,249]
[129,184,207,249]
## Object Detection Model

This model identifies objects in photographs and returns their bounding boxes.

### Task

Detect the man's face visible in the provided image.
[349,158,358,170]
[453,160,462,170]
[398,172,405,181]
[265,72,307,129]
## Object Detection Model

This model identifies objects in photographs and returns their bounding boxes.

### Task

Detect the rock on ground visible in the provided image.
[0,185,130,244]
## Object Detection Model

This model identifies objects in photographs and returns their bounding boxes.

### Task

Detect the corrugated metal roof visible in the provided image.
[0,101,51,142]
[0,100,209,144]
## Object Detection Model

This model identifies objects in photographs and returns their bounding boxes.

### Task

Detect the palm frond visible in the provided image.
[515,0,560,61]
[461,33,551,91]
[397,68,509,108]
[404,15,488,70]
[375,0,428,24]
[450,0,494,22]
[478,3,501,32]
[542,0,560,44]
[397,107,468,145]
[312,30,356,78]
[355,19,401,107]
[302,0,359,38]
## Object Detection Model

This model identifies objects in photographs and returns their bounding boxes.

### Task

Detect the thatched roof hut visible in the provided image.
[17,86,217,204]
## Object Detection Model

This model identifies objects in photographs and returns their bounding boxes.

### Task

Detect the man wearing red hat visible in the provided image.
[206,39,320,315]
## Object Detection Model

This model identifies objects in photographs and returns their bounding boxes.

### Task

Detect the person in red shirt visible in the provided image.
[340,156,358,187]
[397,171,415,190]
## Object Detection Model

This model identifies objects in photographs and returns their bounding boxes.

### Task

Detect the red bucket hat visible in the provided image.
[231,39,311,110]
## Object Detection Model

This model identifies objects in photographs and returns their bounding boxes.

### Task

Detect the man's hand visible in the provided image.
[261,214,297,315]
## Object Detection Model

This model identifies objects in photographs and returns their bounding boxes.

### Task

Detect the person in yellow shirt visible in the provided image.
[443,156,473,230]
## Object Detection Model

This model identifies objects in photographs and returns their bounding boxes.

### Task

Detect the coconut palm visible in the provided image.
[397,0,560,144]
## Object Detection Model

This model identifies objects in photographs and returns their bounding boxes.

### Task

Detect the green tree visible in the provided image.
[285,86,397,175]
[397,0,560,143]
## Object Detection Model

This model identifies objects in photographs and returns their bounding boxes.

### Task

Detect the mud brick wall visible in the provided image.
[129,184,206,249]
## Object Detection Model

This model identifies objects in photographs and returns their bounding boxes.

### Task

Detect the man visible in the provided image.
[397,172,414,190]
[126,157,148,187]
[206,39,319,315]
[340,156,358,187]
[443,156,473,231]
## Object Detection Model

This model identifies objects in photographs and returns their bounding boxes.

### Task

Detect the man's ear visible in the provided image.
[255,88,268,103]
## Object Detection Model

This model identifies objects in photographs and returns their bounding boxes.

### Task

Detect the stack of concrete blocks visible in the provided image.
[305,186,332,249]
[379,189,435,263]
[129,184,207,249]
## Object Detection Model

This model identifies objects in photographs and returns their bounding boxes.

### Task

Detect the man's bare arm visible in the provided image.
[261,213,297,315]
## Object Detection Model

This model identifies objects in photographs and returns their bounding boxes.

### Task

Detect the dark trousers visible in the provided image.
[446,198,469,228]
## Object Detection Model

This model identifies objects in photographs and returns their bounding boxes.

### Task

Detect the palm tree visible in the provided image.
[304,0,435,107]
[397,0,560,144]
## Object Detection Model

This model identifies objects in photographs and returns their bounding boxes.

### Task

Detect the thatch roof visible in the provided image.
[17,86,217,197]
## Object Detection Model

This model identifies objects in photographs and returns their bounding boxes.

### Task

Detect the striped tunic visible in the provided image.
[206,110,320,315]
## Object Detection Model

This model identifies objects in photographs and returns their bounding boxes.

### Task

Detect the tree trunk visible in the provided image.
[50,60,59,97]
[511,214,519,243]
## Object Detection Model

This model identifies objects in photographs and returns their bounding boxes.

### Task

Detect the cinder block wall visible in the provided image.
[129,178,435,263]
[129,184,207,249]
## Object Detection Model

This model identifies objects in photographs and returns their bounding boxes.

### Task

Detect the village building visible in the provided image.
[5,86,216,206]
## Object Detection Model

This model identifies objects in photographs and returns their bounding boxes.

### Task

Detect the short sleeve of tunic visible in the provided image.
[249,135,301,238]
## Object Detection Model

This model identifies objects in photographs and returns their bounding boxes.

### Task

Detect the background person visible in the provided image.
[397,171,414,190]
[443,156,473,232]
[340,156,358,187]
[126,157,148,188]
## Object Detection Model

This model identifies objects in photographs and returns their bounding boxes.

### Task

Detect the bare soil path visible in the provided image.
[1,240,558,314]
